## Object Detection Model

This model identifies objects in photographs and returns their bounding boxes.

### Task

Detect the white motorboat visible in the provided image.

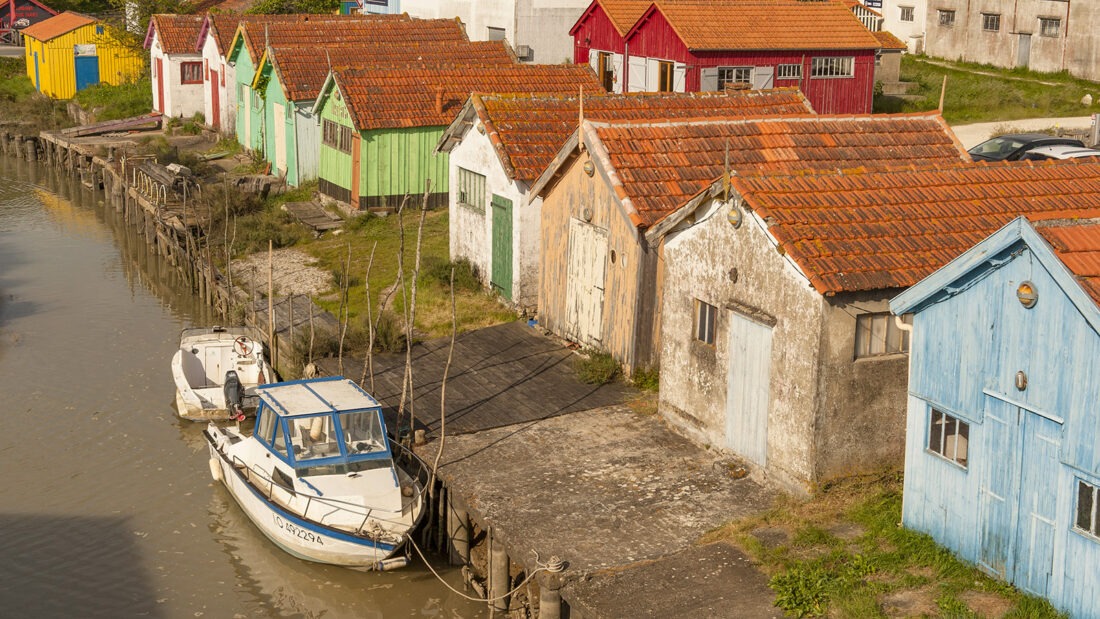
[171,326,269,421]
[204,377,427,569]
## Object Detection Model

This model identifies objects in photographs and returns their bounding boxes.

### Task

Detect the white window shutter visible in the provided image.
[753,66,774,89]
[700,67,719,91]
[588,48,600,71]
[673,63,686,92]
[645,58,661,91]
[611,53,624,93]
[628,56,647,92]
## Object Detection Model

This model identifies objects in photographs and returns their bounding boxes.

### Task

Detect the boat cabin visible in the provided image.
[251,378,393,478]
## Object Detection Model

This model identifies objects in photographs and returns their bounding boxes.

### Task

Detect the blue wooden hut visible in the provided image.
[890,216,1100,618]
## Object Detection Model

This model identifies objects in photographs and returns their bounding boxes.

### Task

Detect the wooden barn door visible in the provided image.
[564,218,607,346]
[978,397,1018,578]
[725,311,772,467]
[155,58,164,112]
[490,194,513,300]
[273,102,287,175]
[1012,412,1060,598]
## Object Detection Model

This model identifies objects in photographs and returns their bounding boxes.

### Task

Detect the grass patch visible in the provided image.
[0,57,68,131]
[712,473,1067,618]
[574,348,620,385]
[631,366,659,391]
[874,55,1099,124]
[73,78,153,122]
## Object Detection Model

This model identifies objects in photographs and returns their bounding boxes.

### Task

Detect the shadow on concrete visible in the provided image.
[0,513,162,618]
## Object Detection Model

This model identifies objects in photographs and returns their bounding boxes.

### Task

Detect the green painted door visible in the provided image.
[490,194,513,300]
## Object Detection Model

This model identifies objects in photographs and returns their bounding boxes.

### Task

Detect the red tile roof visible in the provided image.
[629,0,882,51]
[207,13,242,55]
[731,160,1100,295]
[333,63,604,131]
[149,14,205,55]
[22,11,94,41]
[1036,220,1100,307]
[873,29,907,50]
[586,0,654,35]
[584,112,968,227]
[468,89,815,182]
[234,13,419,65]
[269,40,515,102]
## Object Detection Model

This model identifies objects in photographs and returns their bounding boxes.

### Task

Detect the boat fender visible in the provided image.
[209,457,224,482]
[374,556,409,571]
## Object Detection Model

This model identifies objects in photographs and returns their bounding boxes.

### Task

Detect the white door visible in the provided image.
[628,56,647,92]
[242,89,251,147]
[564,218,608,346]
[273,102,287,174]
[726,311,772,467]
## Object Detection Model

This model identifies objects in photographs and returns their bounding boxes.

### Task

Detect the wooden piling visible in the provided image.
[489,532,510,614]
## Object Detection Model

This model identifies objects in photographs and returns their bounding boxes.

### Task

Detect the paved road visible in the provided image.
[950,116,1095,149]
[0,45,22,58]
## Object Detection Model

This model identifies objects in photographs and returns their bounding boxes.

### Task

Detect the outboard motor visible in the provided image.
[223,370,245,421]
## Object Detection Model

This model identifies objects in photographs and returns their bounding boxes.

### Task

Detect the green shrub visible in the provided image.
[422,257,481,293]
[574,349,620,385]
[631,366,659,391]
[372,310,408,353]
[73,78,152,121]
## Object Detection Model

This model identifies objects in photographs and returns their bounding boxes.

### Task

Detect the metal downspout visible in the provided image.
[896,314,914,522]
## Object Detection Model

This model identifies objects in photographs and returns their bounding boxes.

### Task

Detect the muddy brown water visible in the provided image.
[0,157,484,618]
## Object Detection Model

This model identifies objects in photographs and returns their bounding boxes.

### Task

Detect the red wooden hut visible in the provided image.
[570,0,882,114]
[0,0,56,45]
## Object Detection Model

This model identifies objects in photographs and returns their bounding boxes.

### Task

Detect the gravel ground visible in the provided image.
[230,248,333,297]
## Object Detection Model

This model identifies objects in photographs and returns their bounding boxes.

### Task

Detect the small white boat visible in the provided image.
[171,326,269,421]
[204,377,427,569]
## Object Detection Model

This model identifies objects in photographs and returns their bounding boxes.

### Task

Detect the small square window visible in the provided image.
[694,299,717,345]
[1039,17,1061,37]
[938,9,956,27]
[487,26,506,41]
[456,167,486,211]
[982,13,1001,32]
[810,56,854,78]
[928,408,969,467]
[1076,480,1099,538]
[855,313,911,358]
[899,6,914,22]
[180,61,203,85]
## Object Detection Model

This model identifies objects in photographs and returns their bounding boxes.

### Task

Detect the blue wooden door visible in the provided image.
[979,397,1018,578]
[74,56,99,91]
[490,194,512,300]
[1012,412,1059,597]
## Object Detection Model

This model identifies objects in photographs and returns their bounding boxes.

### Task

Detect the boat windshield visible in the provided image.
[341,410,386,456]
[289,414,342,461]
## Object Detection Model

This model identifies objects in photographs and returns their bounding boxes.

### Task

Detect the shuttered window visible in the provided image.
[456,167,486,211]
[717,67,752,89]
[1076,480,1100,538]
[810,57,854,78]
[180,62,202,85]
[928,409,969,468]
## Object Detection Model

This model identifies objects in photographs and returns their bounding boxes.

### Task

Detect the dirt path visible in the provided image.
[230,248,333,297]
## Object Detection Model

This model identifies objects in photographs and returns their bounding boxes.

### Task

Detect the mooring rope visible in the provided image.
[406,537,565,603]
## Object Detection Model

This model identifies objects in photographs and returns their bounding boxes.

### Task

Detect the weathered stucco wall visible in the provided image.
[878,0,928,53]
[813,293,909,482]
[514,0,590,64]
[150,35,204,119]
[447,125,538,309]
[201,34,234,133]
[538,149,653,370]
[658,199,825,494]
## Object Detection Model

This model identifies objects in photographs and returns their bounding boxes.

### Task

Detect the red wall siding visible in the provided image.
[571,3,626,64]
[625,8,876,114]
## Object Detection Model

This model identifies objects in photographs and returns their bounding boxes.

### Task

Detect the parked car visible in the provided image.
[968,133,1085,161]
[1020,144,1100,160]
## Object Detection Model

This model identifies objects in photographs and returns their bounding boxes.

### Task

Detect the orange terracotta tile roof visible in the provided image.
[1036,220,1100,308]
[587,112,968,228]
[150,14,205,55]
[207,13,243,54]
[731,160,1100,295]
[471,89,814,182]
[873,29,907,50]
[588,0,654,34]
[631,0,882,51]
[234,13,418,65]
[333,64,603,131]
[269,40,515,102]
[22,11,94,41]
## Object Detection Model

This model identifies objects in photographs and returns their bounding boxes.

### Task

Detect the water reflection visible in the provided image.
[0,156,485,617]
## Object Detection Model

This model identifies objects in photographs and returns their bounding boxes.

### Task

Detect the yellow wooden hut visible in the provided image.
[23,11,143,99]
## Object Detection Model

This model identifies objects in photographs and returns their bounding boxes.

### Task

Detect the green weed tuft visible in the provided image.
[574,349,620,385]
[631,366,659,391]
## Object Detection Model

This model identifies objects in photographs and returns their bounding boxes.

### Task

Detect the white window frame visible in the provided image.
[981,13,1001,32]
[717,67,752,89]
[1076,479,1100,540]
[455,167,486,212]
[938,9,956,27]
[694,299,717,346]
[1039,17,1061,37]
[777,64,801,80]
[810,56,854,79]
[899,6,914,22]
[927,408,969,468]
[854,312,911,358]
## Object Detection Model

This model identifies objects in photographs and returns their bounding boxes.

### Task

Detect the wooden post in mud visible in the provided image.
[489,530,510,614]
[447,493,470,568]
